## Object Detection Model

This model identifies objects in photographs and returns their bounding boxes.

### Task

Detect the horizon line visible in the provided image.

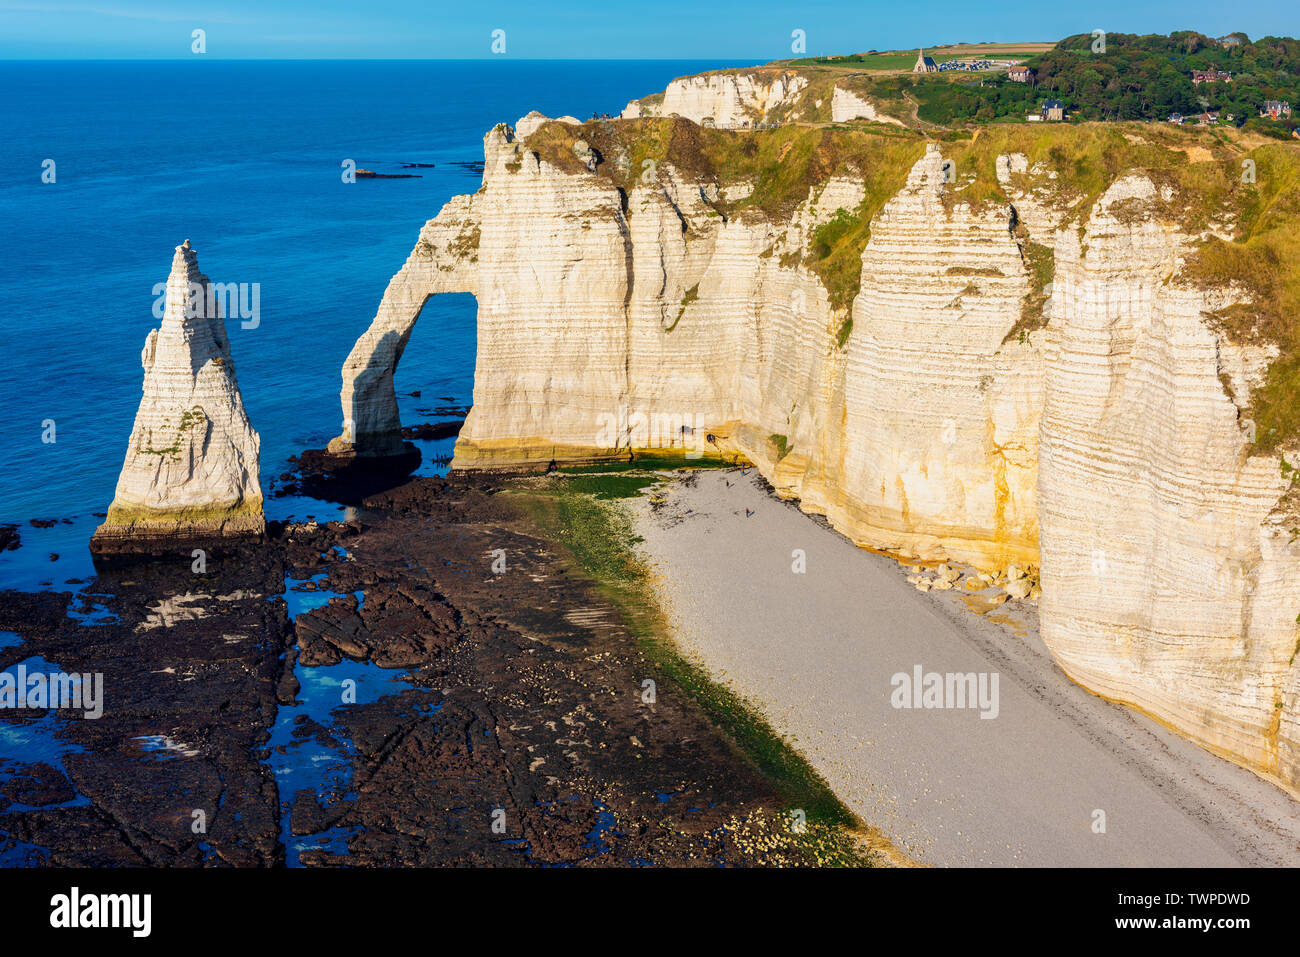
[0,56,776,62]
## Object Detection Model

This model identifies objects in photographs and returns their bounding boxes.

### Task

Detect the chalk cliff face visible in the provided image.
[621,70,808,128]
[1038,175,1300,789]
[93,240,263,551]
[831,86,905,126]
[818,147,1041,567]
[332,120,1300,793]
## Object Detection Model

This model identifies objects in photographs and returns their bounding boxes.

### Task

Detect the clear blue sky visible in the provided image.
[1,0,1295,59]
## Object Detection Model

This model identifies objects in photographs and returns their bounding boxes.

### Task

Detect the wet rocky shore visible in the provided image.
[0,458,831,866]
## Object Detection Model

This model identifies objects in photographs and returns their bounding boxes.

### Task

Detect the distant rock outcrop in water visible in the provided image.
[91,240,264,554]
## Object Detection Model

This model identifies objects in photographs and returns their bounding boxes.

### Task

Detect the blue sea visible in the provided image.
[0,59,750,589]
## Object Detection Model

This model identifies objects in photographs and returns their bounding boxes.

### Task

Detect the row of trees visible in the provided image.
[904,32,1299,132]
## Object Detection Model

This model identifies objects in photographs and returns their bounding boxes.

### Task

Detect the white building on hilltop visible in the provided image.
[913,49,939,73]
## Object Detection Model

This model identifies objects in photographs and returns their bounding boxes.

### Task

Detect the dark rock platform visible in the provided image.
[0,462,827,866]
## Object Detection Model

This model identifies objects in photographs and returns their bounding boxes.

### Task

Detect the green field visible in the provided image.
[791,51,1033,70]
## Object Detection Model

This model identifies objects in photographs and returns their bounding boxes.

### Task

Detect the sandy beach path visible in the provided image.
[631,469,1300,866]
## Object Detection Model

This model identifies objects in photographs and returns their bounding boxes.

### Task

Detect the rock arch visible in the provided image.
[332,121,639,468]
[330,194,480,457]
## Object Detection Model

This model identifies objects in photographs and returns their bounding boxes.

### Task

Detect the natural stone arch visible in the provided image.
[330,195,479,457]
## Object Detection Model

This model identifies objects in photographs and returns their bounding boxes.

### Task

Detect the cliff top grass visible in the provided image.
[526,116,916,216]
[931,123,1253,223]
[786,43,1054,71]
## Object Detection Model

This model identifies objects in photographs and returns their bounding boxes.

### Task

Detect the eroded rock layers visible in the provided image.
[331,119,1300,793]
[93,240,263,552]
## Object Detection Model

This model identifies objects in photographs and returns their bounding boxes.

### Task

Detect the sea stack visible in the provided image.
[91,240,264,554]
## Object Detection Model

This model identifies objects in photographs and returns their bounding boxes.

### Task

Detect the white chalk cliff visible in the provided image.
[331,120,1300,794]
[1038,175,1300,785]
[93,240,264,550]
[831,85,905,126]
[621,70,808,128]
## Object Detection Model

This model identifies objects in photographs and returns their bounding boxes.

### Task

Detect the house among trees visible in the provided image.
[913,49,939,73]
[1167,111,1185,124]
[1195,110,1220,126]
[1041,99,1065,121]
[1261,100,1293,119]
[1007,65,1033,83]
[1191,68,1232,84]
[1216,33,1245,47]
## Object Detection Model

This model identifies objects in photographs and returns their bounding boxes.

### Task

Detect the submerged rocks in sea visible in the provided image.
[91,240,264,555]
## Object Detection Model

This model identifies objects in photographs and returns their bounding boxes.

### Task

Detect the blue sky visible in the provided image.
[1,0,1295,59]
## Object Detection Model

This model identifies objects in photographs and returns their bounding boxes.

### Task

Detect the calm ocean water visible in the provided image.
[0,59,749,588]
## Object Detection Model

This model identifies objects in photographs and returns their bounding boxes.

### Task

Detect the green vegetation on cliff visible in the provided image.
[528,115,919,216]
[1185,144,1300,451]
[101,497,264,530]
[666,282,698,332]
[936,123,1300,448]
[1005,240,1054,344]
